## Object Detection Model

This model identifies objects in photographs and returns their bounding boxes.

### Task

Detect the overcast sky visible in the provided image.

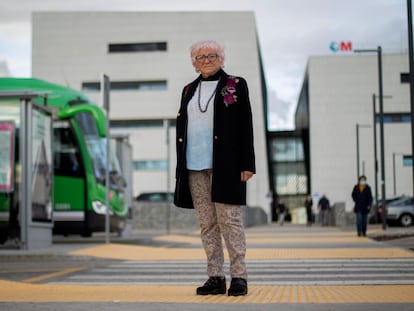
[0,0,410,130]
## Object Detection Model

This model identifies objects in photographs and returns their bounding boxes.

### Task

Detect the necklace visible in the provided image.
[197,81,217,113]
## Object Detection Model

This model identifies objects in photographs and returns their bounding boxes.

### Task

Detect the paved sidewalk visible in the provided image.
[1,223,414,310]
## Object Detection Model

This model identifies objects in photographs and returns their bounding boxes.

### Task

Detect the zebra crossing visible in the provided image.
[49,258,414,286]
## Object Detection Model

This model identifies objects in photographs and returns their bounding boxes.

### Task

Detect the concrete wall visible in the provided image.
[131,202,268,231]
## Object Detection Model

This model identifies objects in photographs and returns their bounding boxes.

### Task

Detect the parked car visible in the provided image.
[386,197,414,227]
[135,192,174,202]
[368,196,404,224]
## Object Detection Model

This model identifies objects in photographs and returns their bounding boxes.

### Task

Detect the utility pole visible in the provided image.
[407,0,414,199]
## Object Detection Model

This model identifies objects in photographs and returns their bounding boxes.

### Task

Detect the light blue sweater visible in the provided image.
[186,80,218,170]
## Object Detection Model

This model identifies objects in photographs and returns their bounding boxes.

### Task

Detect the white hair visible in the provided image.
[190,40,225,67]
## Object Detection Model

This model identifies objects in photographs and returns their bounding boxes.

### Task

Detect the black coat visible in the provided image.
[352,184,373,214]
[174,69,256,209]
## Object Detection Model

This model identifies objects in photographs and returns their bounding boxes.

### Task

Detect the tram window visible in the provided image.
[53,127,84,177]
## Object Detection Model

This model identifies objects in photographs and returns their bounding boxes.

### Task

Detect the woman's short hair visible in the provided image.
[190,40,225,67]
[358,175,367,181]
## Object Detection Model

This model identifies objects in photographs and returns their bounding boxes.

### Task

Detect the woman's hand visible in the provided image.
[241,171,254,182]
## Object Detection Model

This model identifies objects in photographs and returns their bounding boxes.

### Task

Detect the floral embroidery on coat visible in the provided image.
[221,76,239,107]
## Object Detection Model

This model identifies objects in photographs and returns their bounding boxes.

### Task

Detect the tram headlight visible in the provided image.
[92,201,113,215]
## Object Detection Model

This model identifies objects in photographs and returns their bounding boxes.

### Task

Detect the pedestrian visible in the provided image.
[305,194,313,226]
[351,175,373,237]
[318,194,330,226]
[174,40,255,296]
[276,198,286,226]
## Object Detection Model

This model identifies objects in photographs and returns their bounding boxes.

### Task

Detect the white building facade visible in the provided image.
[32,12,271,217]
[296,54,413,211]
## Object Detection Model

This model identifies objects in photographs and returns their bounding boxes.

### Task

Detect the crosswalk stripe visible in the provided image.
[47,258,414,286]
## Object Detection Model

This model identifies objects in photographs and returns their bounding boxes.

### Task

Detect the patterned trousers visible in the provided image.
[188,169,247,279]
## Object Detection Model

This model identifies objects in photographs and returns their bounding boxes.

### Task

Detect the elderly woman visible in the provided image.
[174,40,255,296]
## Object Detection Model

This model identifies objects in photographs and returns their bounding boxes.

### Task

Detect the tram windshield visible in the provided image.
[75,112,122,187]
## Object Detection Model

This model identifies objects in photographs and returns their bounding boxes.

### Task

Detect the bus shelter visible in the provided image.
[0,91,53,250]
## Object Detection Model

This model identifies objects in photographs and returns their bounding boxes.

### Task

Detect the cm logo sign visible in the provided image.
[330,41,353,52]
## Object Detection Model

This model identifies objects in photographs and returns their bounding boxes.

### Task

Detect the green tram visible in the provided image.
[0,78,128,239]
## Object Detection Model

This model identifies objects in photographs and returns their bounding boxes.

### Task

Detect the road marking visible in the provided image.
[43,258,414,287]
[69,243,414,260]
[0,268,61,274]
[22,267,85,284]
[1,280,414,303]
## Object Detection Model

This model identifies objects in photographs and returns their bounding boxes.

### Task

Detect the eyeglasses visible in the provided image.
[195,54,219,62]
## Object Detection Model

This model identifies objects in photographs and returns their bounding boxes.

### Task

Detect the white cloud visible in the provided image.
[0,21,31,77]
[267,90,295,131]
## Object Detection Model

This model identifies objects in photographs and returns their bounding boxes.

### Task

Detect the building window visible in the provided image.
[274,162,307,195]
[270,136,308,195]
[403,155,412,167]
[133,160,167,171]
[275,174,307,195]
[272,138,304,162]
[375,113,411,123]
[108,42,167,53]
[82,80,167,92]
[401,73,410,83]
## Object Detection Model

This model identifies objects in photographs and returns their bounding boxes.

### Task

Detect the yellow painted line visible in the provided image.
[156,227,385,242]
[71,244,207,260]
[153,235,201,244]
[247,248,414,259]
[0,268,62,274]
[69,244,414,261]
[1,280,414,303]
[246,231,360,237]
[155,235,374,245]
[154,231,379,245]
[22,267,85,284]
[247,237,372,243]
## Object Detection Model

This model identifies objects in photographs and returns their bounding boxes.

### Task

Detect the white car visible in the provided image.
[386,197,414,227]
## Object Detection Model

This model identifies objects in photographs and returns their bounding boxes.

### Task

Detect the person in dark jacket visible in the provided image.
[174,40,255,297]
[318,194,330,226]
[304,194,313,226]
[352,175,373,237]
[276,198,286,226]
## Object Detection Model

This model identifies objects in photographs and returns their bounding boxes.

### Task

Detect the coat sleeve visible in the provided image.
[367,186,373,206]
[237,77,256,173]
[351,186,358,203]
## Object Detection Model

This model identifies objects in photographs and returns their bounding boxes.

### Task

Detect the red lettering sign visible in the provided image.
[340,41,352,51]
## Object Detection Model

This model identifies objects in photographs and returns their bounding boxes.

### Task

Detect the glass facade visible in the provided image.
[270,137,307,195]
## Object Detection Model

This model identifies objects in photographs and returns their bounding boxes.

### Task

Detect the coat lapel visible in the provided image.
[213,70,229,110]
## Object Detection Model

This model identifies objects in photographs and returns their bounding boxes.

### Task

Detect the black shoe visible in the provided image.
[228,278,248,296]
[196,277,226,295]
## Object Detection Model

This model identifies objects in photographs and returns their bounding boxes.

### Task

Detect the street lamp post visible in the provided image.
[372,94,392,223]
[407,0,414,199]
[354,46,387,230]
[356,123,371,179]
[372,94,379,219]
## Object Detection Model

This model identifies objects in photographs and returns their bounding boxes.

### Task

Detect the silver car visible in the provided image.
[386,197,414,227]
